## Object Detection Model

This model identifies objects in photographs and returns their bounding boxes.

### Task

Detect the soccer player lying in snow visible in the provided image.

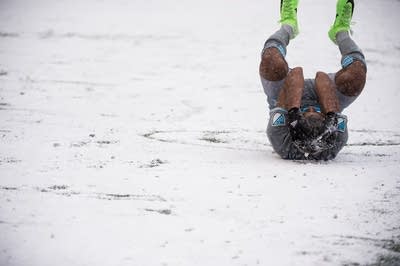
[260,0,367,160]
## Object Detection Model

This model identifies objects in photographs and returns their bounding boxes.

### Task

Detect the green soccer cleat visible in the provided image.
[279,0,299,39]
[328,0,354,44]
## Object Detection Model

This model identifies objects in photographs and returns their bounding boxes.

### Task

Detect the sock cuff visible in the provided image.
[341,53,367,72]
[262,40,287,57]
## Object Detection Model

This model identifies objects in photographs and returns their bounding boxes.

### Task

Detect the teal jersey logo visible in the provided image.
[337,117,346,132]
[272,113,285,126]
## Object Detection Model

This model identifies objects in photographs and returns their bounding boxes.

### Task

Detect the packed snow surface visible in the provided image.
[0,0,399,265]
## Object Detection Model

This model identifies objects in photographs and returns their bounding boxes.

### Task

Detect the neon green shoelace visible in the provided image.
[338,3,352,27]
[280,1,295,22]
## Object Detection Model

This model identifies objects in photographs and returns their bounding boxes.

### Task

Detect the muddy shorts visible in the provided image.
[261,73,358,111]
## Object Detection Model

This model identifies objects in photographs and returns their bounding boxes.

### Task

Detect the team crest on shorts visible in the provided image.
[272,113,285,126]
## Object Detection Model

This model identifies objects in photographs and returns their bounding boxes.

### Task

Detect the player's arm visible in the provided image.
[315,71,340,113]
[276,67,304,110]
[277,67,305,140]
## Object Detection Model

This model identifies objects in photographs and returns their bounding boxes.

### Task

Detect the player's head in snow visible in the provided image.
[260,0,366,160]
[288,105,340,157]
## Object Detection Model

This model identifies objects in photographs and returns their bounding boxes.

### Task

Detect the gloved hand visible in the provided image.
[287,107,307,141]
[321,112,340,147]
[324,112,339,132]
[288,107,301,125]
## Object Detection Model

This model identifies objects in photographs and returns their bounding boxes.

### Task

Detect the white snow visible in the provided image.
[0,0,399,265]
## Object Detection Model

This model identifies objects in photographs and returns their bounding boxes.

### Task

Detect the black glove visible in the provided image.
[321,112,340,147]
[287,107,304,138]
[288,107,301,124]
[324,112,339,132]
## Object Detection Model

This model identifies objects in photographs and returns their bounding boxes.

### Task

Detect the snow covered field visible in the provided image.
[0,0,399,265]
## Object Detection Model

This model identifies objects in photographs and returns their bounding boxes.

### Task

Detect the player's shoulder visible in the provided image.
[269,107,287,114]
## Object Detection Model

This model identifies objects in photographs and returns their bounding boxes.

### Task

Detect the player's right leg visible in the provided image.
[329,0,367,99]
[259,0,299,82]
